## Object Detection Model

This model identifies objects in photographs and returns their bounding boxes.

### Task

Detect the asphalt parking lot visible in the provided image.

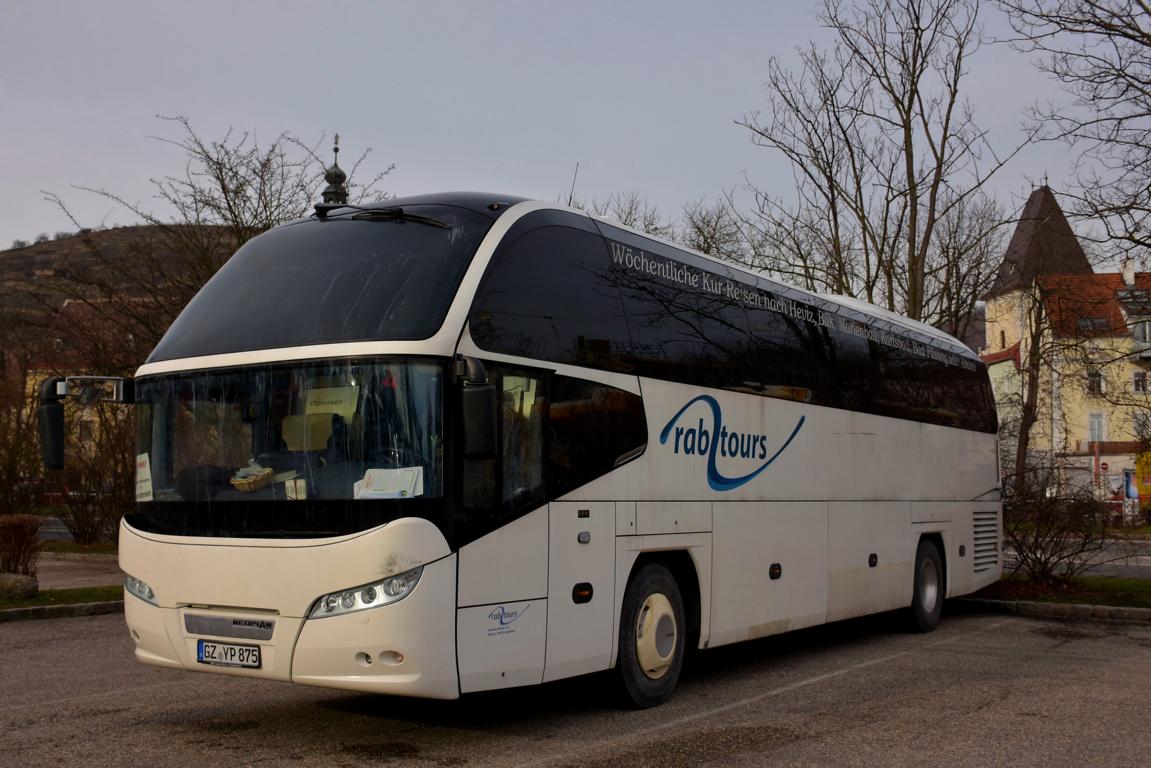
[2,607,1149,767]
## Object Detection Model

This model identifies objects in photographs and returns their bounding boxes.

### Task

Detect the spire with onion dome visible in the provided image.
[320,133,348,206]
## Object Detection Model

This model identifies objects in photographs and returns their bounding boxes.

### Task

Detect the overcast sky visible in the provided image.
[1,0,1070,251]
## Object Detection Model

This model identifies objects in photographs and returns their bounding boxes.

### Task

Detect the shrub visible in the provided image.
[1003,490,1117,586]
[0,514,43,577]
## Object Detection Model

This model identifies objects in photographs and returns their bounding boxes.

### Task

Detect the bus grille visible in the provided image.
[972,510,999,572]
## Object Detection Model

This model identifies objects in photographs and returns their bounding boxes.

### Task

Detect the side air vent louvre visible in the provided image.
[972,510,1000,572]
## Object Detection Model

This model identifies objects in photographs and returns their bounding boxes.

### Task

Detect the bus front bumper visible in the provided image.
[124,554,460,700]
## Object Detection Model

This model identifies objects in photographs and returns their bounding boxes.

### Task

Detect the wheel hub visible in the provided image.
[920,557,939,614]
[635,592,677,680]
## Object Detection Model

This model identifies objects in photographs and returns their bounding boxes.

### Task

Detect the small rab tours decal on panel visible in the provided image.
[659,395,805,491]
[487,603,530,636]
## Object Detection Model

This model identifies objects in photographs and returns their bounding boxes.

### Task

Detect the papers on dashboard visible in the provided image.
[354,467,424,499]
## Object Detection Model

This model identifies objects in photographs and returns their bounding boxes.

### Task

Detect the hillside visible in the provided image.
[0,224,233,372]
[1,224,195,296]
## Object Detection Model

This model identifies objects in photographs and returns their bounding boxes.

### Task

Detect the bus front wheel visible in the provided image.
[909,538,944,633]
[617,563,685,708]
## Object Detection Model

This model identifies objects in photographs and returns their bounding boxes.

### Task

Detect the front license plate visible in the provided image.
[196,639,261,669]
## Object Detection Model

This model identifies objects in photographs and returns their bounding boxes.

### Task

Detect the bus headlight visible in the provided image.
[124,574,157,605]
[308,566,423,619]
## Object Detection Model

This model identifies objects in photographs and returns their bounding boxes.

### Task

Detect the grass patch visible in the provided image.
[40,540,117,555]
[975,575,1151,610]
[34,506,68,517]
[0,585,122,611]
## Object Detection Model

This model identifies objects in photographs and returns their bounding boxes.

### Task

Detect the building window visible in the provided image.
[1087,370,1104,395]
[1134,319,1151,342]
[999,329,1006,350]
[1089,412,1106,443]
[1078,317,1109,332]
[1136,372,1148,393]
[1135,413,1151,441]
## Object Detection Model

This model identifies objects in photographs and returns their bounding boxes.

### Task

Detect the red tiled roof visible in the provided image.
[981,341,1021,369]
[1037,272,1148,337]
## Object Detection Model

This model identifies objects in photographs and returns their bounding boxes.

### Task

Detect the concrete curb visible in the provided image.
[0,600,123,624]
[959,598,1151,623]
[39,552,118,563]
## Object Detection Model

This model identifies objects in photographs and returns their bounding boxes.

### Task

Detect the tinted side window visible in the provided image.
[934,360,998,433]
[470,224,629,369]
[548,376,646,498]
[613,258,758,391]
[743,302,841,406]
[471,214,995,434]
[500,371,546,511]
[597,225,837,398]
[456,365,548,545]
[830,333,875,410]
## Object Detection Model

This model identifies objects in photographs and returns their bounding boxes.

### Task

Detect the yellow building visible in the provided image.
[983,187,1151,508]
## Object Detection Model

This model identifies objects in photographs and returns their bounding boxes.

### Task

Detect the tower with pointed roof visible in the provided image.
[985,185,1093,300]
[984,186,1096,361]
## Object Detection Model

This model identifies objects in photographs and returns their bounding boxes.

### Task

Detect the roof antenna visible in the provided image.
[315,133,349,218]
[567,161,580,207]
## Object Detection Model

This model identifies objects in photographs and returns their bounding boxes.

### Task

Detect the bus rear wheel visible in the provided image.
[909,538,944,633]
[617,563,685,708]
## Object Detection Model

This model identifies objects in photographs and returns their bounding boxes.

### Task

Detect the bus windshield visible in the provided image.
[146,204,495,362]
[129,358,445,537]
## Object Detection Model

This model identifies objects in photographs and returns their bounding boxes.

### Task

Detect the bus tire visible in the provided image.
[616,563,686,708]
[909,538,944,633]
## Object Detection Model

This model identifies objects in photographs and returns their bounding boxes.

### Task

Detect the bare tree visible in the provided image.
[741,41,888,298]
[680,198,761,265]
[572,192,675,238]
[923,193,1008,341]
[999,2,1151,259]
[741,0,1027,325]
[37,116,394,357]
[1006,282,1054,497]
[1005,489,1114,584]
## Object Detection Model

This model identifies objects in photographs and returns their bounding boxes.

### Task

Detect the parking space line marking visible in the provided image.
[512,617,1015,768]
[654,618,1014,730]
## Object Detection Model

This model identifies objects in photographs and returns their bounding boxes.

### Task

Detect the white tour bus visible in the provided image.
[39,192,1001,707]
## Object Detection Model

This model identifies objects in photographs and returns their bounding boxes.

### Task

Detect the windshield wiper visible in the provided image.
[350,207,449,229]
[314,202,448,229]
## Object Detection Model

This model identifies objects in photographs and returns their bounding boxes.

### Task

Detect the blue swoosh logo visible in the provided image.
[658,395,805,492]
[489,603,529,626]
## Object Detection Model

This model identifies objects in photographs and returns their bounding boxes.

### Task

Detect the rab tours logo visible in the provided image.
[659,395,805,491]
[487,603,530,636]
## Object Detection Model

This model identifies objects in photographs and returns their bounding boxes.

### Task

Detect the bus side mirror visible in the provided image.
[462,384,497,460]
[37,377,65,470]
